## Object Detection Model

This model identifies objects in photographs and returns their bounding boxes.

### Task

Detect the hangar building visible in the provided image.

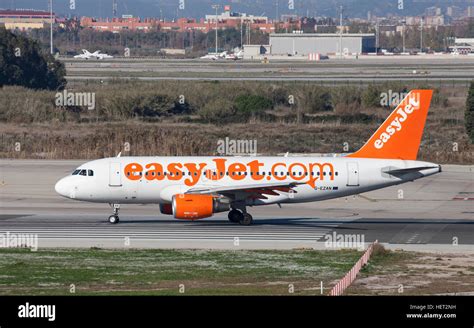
[269,33,376,55]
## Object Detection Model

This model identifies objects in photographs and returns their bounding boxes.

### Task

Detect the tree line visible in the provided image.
[0,27,66,90]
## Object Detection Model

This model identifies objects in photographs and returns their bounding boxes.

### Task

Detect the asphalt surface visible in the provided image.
[63,56,474,83]
[1,160,473,252]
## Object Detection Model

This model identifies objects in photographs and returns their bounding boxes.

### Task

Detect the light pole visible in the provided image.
[212,4,219,54]
[275,0,279,21]
[49,0,53,54]
[402,20,406,53]
[375,18,379,53]
[240,15,243,48]
[339,5,343,58]
[420,16,424,53]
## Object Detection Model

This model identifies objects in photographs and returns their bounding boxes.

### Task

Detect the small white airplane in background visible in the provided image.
[200,51,227,60]
[55,90,441,225]
[225,50,244,60]
[74,49,113,60]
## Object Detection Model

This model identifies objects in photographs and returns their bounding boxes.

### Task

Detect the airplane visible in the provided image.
[225,50,244,60]
[73,49,95,59]
[73,49,113,60]
[55,90,441,225]
[200,51,227,60]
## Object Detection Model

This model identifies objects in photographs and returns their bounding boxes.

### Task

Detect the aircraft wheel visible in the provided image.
[228,209,243,223]
[108,215,119,224]
[239,213,253,226]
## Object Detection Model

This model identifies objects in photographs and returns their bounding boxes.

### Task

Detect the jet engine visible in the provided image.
[171,194,230,220]
[159,203,173,215]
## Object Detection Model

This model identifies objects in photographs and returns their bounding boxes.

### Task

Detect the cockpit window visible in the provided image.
[73,169,93,176]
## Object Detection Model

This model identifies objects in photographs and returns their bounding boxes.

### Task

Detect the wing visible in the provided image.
[186,181,303,200]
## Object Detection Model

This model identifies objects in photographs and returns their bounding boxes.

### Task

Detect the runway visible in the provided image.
[62,56,474,83]
[1,160,473,252]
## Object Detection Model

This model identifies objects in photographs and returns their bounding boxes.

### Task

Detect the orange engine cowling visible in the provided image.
[172,194,229,220]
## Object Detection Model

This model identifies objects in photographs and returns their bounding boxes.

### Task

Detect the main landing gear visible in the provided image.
[228,208,253,226]
[108,203,120,224]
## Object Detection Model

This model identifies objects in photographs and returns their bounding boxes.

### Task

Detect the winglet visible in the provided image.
[347,90,433,160]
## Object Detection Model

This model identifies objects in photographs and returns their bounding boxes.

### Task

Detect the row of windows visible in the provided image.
[72,169,94,176]
[128,171,339,177]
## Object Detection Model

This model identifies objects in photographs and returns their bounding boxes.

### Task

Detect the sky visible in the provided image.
[0,0,465,19]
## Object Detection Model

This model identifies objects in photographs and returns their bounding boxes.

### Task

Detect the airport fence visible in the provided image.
[329,240,379,296]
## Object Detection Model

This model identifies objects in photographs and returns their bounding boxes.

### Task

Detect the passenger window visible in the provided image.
[88,170,94,176]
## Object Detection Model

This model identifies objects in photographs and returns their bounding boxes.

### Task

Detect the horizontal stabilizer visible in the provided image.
[382,166,440,175]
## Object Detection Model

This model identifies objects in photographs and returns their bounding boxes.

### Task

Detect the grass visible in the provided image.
[348,246,474,295]
[0,81,471,163]
[0,248,362,296]
[1,118,471,164]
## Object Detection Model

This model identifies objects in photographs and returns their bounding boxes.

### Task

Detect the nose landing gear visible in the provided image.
[108,203,120,224]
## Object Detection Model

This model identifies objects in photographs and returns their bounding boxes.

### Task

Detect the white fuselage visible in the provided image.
[55,156,441,206]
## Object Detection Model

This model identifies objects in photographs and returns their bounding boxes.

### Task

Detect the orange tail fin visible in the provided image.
[347,89,433,160]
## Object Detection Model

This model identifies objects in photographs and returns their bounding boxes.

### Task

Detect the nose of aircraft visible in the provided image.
[54,177,70,198]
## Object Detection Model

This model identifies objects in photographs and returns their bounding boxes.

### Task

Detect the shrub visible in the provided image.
[200,98,236,123]
[131,95,176,117]
[304,87,333,113]
[234,94,273,119]
[466,81,474,143]
[362,84,382,108]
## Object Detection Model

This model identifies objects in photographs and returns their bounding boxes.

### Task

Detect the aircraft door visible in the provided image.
[346,162,359,186]
[109,162,122,187]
